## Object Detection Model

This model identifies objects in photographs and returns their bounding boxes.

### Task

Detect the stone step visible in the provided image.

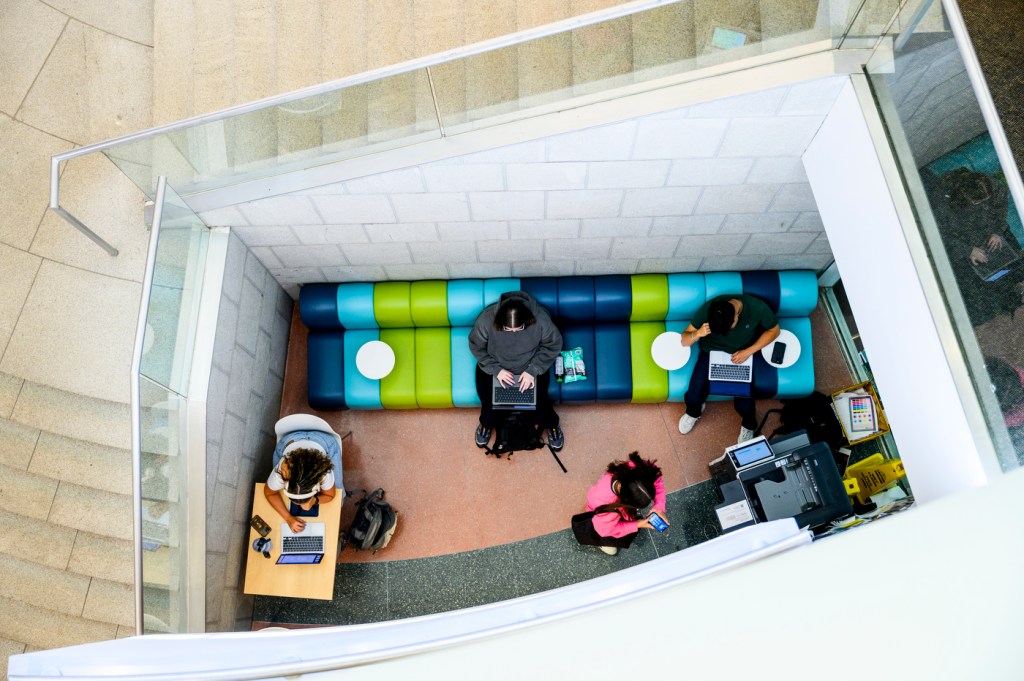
[0,595,118,652]
[0,552,134,633]
[3,374,130,450]
[48,481,133,542]
[0,507,77,572]
[27,430,133,496]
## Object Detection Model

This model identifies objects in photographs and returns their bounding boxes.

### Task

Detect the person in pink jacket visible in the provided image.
[582,452,668,555]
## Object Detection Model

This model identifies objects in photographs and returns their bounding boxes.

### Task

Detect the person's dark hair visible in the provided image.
[986,357,1024,413]
[707,298,737,335]
[281,448,334,497]
[607,452,661,520]
[493,298,536,332]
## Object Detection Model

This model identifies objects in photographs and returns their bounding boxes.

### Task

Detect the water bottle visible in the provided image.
[555,355,564,382]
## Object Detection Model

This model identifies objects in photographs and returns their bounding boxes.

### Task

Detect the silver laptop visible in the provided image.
[492,374,537,410]
[708,350,753,383]
[277,522,325,565]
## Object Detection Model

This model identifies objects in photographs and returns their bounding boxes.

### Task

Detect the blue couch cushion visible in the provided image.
[520,277,559,318]
[740,271,781,312]
[343,329,383,409]
[307,331,346,409]
[448,279,484,327]
[558,277,595,323]
[450,327,481,408]
[594,323,632,402]
[300,284,340,330]
[594,275,631,322]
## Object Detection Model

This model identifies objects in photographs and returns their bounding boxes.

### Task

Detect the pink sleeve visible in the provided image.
[591,510,639,538]
[654,475,666,513]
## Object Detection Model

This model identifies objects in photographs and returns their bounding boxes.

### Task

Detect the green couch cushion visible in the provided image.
[415,328,454,408]
[379,328,417,408]
[630,321,669,403]
[374,282,413,328]
[630,274,669,321]
[411,280,449,327]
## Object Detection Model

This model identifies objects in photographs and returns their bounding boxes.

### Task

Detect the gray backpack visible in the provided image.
[347,488,397,551]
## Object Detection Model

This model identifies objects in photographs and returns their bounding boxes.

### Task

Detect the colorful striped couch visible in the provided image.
[299,271,818,410]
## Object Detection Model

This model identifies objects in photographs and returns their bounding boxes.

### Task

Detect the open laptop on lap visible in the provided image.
[708,350,753,397]
[492,374,537,410]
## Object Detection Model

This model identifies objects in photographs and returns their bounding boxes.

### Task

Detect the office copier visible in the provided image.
[710,430,853,534]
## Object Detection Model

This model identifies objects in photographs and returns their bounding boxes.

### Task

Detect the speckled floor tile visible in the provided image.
[253,562,390,626]
[386,545,525,620]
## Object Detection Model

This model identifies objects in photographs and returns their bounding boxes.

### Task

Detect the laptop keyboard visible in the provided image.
[494,384,536,406]
[282,535,324,553]
[709,363,751,382]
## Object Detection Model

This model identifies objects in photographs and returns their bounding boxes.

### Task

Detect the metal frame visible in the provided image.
[130,176,168,633]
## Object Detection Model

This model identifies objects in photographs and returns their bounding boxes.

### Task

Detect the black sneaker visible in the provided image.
[475,424,492,448]
[547,426,565,451]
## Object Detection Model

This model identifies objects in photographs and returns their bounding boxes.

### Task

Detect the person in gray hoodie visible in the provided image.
[469,290,564,451]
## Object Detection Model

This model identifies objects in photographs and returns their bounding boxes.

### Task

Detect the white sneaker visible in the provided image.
[678,404,706,434]
[738,426,755,443]
[599,546,618,555]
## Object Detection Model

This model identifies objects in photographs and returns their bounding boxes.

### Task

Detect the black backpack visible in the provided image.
[485,411,545,458]
[761,391,845,452]
[346,488,397,551]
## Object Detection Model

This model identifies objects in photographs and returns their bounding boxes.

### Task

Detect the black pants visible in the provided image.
[684,349,758,431]
[475,366,559,429]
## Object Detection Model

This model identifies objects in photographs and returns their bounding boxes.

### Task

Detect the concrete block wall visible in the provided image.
[199,76,847,297]
[203,233,293,632]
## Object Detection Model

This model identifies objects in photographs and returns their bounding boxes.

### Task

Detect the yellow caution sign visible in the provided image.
[844,454,905,505]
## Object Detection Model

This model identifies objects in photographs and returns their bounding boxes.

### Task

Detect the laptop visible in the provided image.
[276,522,326,565]
[972,245,1020,282]
[708,350,753,397]
[492,374,537,410]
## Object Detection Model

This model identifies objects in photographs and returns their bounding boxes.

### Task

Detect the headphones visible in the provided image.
[252,537,273,558]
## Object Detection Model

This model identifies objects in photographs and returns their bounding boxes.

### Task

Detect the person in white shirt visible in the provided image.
[264,430,341,532]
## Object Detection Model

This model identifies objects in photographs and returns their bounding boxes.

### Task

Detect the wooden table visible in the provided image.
[243,483,341,600]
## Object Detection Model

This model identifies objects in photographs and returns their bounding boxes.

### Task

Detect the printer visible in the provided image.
[710,430,853,534]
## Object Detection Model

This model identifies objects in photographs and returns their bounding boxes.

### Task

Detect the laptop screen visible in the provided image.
[276,553,323,565]
[731,438,774,468]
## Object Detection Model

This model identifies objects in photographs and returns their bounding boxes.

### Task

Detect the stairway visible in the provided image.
[153,0,827,189]
[0,375,136,661]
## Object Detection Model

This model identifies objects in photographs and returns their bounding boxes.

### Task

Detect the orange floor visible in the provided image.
[278,304,854,563]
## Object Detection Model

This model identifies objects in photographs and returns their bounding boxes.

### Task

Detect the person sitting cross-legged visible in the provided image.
[677,294,780,443]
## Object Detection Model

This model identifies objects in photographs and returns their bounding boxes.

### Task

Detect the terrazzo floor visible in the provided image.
[251,300,856,628]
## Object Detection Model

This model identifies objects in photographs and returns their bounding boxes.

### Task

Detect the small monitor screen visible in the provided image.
[732,439,774,467]
[276,553,323,565]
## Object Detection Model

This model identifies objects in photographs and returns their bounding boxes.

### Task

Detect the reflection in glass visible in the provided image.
[867,8,1024,470]
[139,184,209,396]
[139,376,185,634]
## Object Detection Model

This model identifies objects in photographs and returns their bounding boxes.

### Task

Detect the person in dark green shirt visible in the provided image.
[678,294,780,443]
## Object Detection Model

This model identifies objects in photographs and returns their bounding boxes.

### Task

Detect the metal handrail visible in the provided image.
[129,176,168,634]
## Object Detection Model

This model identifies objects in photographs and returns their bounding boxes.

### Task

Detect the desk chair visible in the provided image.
[273,414,350,499]
[273,413,350,450]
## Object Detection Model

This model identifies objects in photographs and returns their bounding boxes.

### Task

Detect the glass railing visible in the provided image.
[131,179,213,633]
[51,0,849,217]
[863,0,1024,472]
